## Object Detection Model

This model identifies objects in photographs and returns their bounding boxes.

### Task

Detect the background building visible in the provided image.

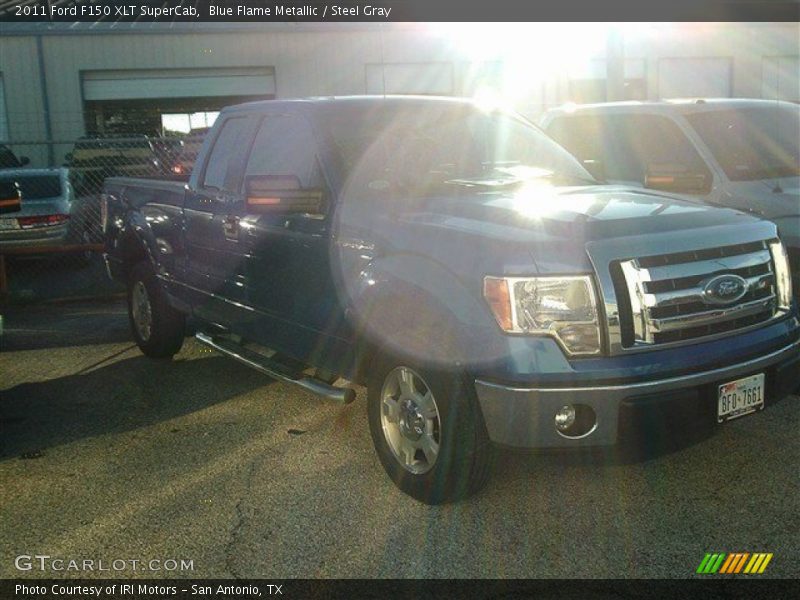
[0,22,798,166]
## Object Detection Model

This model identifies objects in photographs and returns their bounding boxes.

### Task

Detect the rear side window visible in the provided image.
[547,114,711,186]
[685,106,800,181]
[202,117,252,191]
[244,115,323,189]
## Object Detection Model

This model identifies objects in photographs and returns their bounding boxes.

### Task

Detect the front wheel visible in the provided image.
[127,261,185,358]
[367,357,492,504]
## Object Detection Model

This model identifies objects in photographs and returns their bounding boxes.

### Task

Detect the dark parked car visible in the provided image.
[165,128,210,180]
[102,97,799,503]
[0,144,30,170]
[65,135,182,195]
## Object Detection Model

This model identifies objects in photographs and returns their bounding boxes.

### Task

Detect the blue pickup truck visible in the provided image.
[102,97,799,503]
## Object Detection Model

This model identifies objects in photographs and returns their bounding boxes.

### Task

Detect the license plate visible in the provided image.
[0,218,19,230]
[718,373,765,423]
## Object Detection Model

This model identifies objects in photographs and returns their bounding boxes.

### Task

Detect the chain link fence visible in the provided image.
[0,132,206,305]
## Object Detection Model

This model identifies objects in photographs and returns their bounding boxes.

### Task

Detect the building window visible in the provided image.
[161,112,219,135]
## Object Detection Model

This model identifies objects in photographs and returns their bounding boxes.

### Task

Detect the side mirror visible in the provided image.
[0,181,22,214]
[582,159,605,182]
[645,163,709,194]
[18,156,30,167]
[245,175,323,215]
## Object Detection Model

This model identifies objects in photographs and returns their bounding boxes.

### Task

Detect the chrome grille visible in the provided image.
[617,241,779,347]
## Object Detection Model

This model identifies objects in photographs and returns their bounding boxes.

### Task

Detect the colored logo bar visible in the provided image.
[696,553,773,574]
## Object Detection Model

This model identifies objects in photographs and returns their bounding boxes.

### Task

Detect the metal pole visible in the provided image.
[0,254,7,297]
[606,26,625,102]
[36,35,55,166]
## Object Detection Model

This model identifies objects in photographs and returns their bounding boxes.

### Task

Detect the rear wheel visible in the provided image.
[128,261,185,358]
[368,353,492,504]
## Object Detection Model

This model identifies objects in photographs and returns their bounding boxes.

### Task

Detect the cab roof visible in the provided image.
[543,98,797,119]
[222,95,480,116]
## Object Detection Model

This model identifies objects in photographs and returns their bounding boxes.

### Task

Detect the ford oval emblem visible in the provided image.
[701,274,748,305]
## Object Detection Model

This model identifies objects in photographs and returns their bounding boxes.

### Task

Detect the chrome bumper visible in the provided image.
[474,339,800,449]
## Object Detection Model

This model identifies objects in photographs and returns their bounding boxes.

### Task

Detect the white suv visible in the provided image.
[540,99,799,295]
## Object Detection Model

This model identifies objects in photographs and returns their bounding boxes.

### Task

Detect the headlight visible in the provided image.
[483,275,601,356]
[769,240,792,309]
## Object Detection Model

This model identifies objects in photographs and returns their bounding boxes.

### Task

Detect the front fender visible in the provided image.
[773,215,799,252]
[349,252,500,368]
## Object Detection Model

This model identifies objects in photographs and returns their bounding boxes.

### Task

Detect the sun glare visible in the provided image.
[431,23,612,99]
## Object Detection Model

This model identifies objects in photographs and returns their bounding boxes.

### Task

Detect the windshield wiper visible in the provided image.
[546,172,601,186]
[446,170,599,190]
[445,176,528,189]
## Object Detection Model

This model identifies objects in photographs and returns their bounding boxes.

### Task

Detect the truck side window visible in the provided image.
[547,116,605,166]
[202,117,251,192]
[548,114,711,188]
[244,115,324,190]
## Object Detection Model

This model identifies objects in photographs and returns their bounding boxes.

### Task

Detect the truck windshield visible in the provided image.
[685,105,800,181]
[322,105,596,198]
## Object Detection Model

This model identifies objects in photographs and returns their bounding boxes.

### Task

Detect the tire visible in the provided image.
[127,261,185,358]
[367,350,492,504]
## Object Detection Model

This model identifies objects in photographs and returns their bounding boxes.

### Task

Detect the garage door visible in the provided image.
[82,68,276,101]
[658,58,732,99]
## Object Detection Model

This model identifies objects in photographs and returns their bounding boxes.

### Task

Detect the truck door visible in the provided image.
[183,115,256,325]
[226,114,350,363]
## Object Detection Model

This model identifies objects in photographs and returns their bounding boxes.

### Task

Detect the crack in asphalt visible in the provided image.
[224,453,264,579]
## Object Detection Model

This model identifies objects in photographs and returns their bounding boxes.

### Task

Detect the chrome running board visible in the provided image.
[195,331,356,404]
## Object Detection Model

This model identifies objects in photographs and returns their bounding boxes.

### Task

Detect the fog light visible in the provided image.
[555,405,576,431]
[555,404,598,438]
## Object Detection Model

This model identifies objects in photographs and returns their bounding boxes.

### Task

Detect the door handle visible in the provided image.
[222,215,240,240]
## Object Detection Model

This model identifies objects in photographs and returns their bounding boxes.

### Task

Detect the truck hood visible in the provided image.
[723,177,800,220]
[398,184,759,243]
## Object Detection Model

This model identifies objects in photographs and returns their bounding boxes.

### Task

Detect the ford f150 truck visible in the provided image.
[102,97,800,504]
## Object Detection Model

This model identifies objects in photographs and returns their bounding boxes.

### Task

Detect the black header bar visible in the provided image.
[1,0,798,23]
[3,579,800,600]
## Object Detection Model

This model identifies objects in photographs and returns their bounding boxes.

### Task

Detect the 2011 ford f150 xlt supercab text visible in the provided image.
[102,97,800,504]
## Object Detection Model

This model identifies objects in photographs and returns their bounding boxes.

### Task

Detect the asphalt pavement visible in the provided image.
[1,300,798,579]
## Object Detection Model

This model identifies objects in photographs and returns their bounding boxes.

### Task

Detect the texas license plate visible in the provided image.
[0,218,19,230]
[718,373,765,423]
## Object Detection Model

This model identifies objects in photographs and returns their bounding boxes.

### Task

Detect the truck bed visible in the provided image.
[104,177,187,195]
[104,177,187,211]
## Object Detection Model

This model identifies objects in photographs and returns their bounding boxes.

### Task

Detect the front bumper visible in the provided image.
[475,338,800,449]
